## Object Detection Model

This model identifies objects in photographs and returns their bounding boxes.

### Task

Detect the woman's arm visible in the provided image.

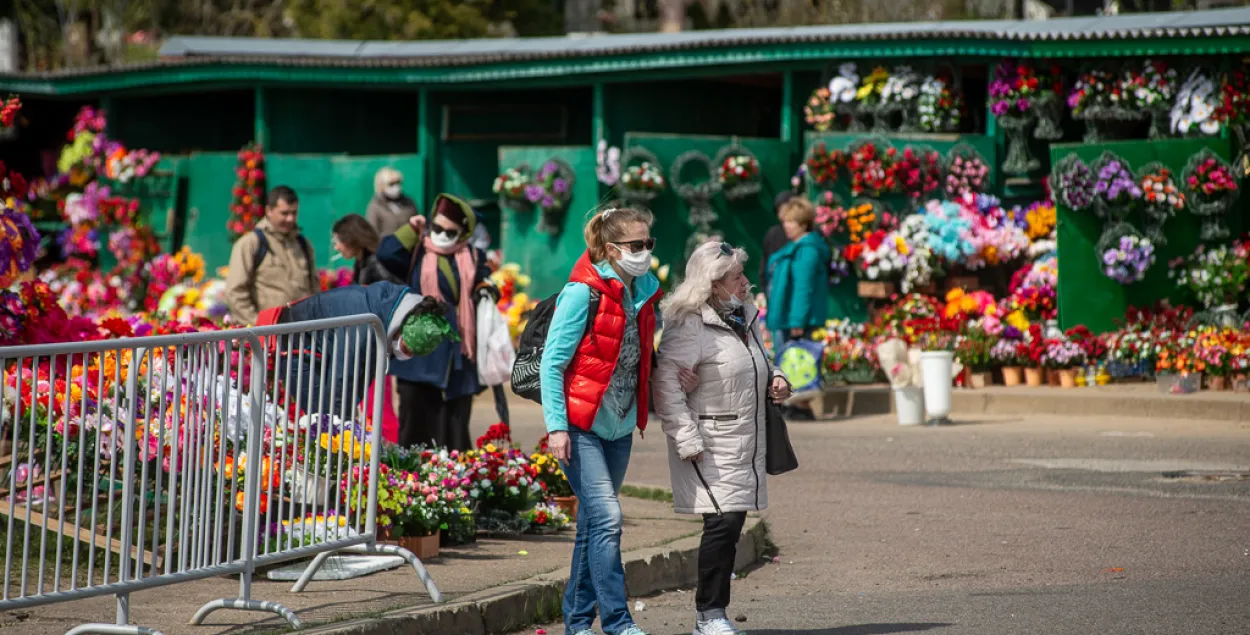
[377,224,419,282]
[652,315,706,459]
[539,283,592,434]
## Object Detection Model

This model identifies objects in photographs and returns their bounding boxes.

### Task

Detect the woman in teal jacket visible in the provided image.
[765,197,830,419]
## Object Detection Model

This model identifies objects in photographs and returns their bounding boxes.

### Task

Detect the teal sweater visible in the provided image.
[766,232,831,331]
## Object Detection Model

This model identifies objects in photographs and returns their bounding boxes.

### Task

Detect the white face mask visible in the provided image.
[384,184,402,200]
[430,232,458,249]
[614,247,652,278]
[717,284,744,311]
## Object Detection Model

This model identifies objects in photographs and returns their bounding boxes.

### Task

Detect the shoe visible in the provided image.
[693,617,740,635]
[619,626,650,635]
[570,630,598,635]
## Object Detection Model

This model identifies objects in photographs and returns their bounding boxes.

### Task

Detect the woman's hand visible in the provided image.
[678,367,699,393]
[686,452,703,463]
[408,214,427,234]
[789,328,804,338]
[769,375,792,402]
[548,431,572,462]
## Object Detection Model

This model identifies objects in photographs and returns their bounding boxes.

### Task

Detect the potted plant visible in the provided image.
[1043,340,1085,388]
[533,436,577,521]
[990,339,1024,386]
[524,502,572,534]
[956,327,997,389]
[1022,331,1048,387]
[1194,331,1231,391]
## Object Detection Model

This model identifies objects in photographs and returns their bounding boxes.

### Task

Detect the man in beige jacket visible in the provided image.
[226,186,318,326]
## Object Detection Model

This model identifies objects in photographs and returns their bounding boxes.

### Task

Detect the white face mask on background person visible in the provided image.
[430,231,459,249]
[614,247,652,278]
[717,284,744,311]
[384,184,402,200]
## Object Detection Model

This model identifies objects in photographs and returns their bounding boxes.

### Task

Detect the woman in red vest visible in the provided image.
[540,205,662,635]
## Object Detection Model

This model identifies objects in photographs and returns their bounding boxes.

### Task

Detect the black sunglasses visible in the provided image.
[719,242,735,257]
[431,225,461,239]
[612,238,656,252]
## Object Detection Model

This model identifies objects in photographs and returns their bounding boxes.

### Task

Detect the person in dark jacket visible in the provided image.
[332,214,403,285]
[259,282,449,419]
[377,193,496,451]
[757,190,797,299]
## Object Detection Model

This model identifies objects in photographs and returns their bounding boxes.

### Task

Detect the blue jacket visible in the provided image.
[279,282,417,416]
[377,226,492,399]
[766,232,831,331]
[539,261,660,441]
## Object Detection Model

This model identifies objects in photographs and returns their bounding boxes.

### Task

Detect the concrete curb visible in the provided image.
[302,516,767,635]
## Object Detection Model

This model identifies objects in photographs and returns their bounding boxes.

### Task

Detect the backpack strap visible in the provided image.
[295,234,315,287]
[585,290,601,337]
[251,228,270,271]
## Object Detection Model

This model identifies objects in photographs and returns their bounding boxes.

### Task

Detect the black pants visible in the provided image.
[696,511,748,613]
[396,380,474,451]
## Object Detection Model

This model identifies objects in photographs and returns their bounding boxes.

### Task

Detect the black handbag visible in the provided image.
[765,402,799,475]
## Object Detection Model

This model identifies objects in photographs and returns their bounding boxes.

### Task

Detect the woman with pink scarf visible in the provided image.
[377,193,496,450]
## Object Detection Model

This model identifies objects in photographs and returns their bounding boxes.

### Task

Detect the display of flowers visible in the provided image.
[804,87,836,131]
[1170,69,1222,136]
[719,154,761,191]
[846,141,896,197]
[856,66,891,106]
[990,338,1025,367]
[844,202,877,244]
[845,230,909,282]
[1124,59,1178,110]
[524,502,571,532]
[1092,154,1142,213]
[967,225,1029,271]
[1140,166,1185,215]
[897,214,936,294]
[1068,68,1126,117]
[828,63,861,105]
[814,191,846,238]
[918,74,962,132]
[1022,200,1057,240]
[944,150,989,197]
[0,195,39,289]
[1042,339,1084,369]
[524,160,574,216]
[922,200,975,265]
[1184,151,1239,209]
[530,443,573,498]
[1213,68,1250,128]
[896,146,942,202]
[492,166,530,205]
[0,95,19,129]
[822,335,880,384]
[1050,155,1095,211]
[491,262,537,344]
[1101,234,1156,284]
[879,66,921,108]
[1168,243,1250,309]
[988,61,1040,118]
[619,161,666,196]
[805,143,843,186]
[228,143,265,240]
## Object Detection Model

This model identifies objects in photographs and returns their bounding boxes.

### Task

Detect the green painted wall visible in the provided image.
[497,146,600,299]
[182,152,239,272]
[1052,138,1243,334]
[111,90,254,154]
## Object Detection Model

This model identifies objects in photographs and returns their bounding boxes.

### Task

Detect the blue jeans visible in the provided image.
[561,429,634,635]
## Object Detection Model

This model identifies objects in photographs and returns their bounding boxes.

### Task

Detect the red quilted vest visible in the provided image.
[563,253,660,433]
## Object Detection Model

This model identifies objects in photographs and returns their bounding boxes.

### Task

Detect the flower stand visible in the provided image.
[1024,367,1044,387]
[920,351,954,425]
[553,496,579,524]
[1002,367,1023,387]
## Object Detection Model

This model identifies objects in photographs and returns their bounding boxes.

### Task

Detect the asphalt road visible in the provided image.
[496,404,1250,635]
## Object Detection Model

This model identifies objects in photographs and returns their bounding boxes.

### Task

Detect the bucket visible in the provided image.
[893,386,925,426]
[920,351,954,423]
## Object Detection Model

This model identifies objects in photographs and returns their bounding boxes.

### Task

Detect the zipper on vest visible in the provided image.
[708,319,764,510]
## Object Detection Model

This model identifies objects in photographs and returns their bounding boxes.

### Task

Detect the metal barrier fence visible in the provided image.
[0,315,441,635]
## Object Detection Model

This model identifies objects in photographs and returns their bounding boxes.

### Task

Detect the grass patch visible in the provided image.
[619,485,673,503]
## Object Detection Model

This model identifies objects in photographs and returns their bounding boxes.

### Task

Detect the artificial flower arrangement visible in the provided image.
[1098,230,1156,285]
[845,229,909,282]
[1168,242,1250,310]
[228,142,265,241]
[878,65,922,128]
[895,146,942,203]
[814,191,846,238]
[897,214,937,294]
[1068,67,1129,119]
[990,337,1025,369]
[718,152,762,200]
[805,143,843,186]
[955,326,998,373]
[492,166,530,208]
[618,161,667,200]
[0,158,39,289]
[318,267,354,292]
[491,262,538,344]
[1050,154,1095,211]
[1022,200,1056,240]
[855,66,891,109]
[1212,67,1250,145]
[988,61,1040,119]
[524,502,571,532]
[1170,68,1222,137]
[596,139,621,186]
[822,334,881,384]
[828,246,852,286]
[528,160,574,216]
[1091,152,1142,219]
[1137,163,1185,245]
[846,140,897,197]
[1042,339,1085,370]
[918,72,963,133]
[844,200,878,244]
[0,95,19,128]
[944,147,990,197]
[1183,148,1239,240]
[922,200,976,266]
[804,87,837,132]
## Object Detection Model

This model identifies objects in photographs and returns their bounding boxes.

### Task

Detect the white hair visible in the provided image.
[374,167,402,195]
[660,241,748,319]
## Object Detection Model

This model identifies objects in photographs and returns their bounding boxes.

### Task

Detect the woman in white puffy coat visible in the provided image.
[653,241,791,635]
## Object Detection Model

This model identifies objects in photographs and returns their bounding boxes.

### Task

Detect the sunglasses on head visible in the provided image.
[431,225,461,239]
[612,238,656,252]
[719,242,735,257]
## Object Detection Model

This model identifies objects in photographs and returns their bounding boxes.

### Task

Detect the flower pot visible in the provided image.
[553,496,579,524]
[1024,367,1044,387]
[968,372,991,389]
[1058,369,1077,388]
[1002,367,1023,387]
[919,351,954,424]
[1234,374,1249,393]
[1047,368,1061,387]
[1207,376,1227,392]
[397,532,440,561]
[892,386,925,426]
[857,280,896,299]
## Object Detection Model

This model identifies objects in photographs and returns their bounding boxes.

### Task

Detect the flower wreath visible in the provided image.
[943,144,990,198]
[228,142,266,241]
[845,139,897,197]
[1096,223,1155,285]
[917,68,963,133]
[1183,148,1240,241]
[895,145,943,205]
[1089,151,1141,222]
[670,149,722,228]
[804,87,836,132]
[714,143,763,202]
[805,142,843,187]
[1050,154,1094,211]
[493,164,532,212]
[617,146,667,204]
[530,159,576,236]
[1136,162,1185,246]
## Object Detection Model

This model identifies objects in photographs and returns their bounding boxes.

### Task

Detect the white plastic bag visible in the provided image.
[476,296,516,386]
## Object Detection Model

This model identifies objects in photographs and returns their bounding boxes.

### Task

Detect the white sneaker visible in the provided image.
[693,617,740,635]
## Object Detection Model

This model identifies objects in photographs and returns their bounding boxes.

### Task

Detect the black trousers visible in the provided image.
[396,380,474,451]
[696,511,748,612]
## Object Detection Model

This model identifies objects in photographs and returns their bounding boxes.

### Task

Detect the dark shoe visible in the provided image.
[787,407,816,421]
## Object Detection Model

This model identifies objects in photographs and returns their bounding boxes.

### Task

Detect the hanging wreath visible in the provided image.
[845,139,897,197]
[714,144,762,202]
[1032,63,1066,141]
[943,144,990,198]
[228,142,266,241]
[1090,151,1141,222]
[671,150,722,229]
[1136,162,1185,246]
[917,69,963,133]
[896,145,943,205]
[0,95,20,130]
[530,159,576,236]
[1096,223,1156,285]
[1050,154,1094,211]
[804,87,835,132]
[492,164,532,212]
[617,146,667,204]
[805,143,843,187]
[1183,148,1239,241]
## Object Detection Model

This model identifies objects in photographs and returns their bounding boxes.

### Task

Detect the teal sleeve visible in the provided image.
[788,246,821,328]
[539,283,592,433]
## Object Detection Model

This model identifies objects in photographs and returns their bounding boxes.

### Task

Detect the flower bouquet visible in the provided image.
[529,159,575,235]
[1042,339,1084,376]
[530,445,573,498]
[897,214,937,294]
[989,61,1042,174]
[822,335,881,384]
[844,200,878,244]
[944,146,990,197]
[718,150,762,201]
[1023,200,1056,240]
[492,165,531,211]
[846,140,896,197]
[1125,59,1178,137]
[228,142,266,241]
[1097,225,1155,285]
[1137,163,1185,245]
[1214,68,1250,174]
[805,142,843,187]
[814,191,846,238]
[922,200,976,267]
[1170,68,1222,137]
[0,195,40,289]
[827,63,865,131]
[0,95,19,129]
[896,146,942,206]
[846,229,909,283]
[1183,148,1239,240]
[828,246,852,286]
[856,66,892,130]
[1168,243,1250,310]
[804,87,836,132]
[1090,152,1141,221]
[879,65,922,131]
[1050,154,1095,211]
[1032,64,1067,141]
[918,72,963,133]
[1069,66,1140,142]
[524,502,571,533]
[618,147,667,203]
[956,327,998,380]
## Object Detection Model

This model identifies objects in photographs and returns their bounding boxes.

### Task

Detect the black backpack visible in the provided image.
[253,229,315,286]
[511,288,600,404]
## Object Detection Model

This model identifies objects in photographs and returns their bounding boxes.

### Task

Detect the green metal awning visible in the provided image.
[6,7,1250,95]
